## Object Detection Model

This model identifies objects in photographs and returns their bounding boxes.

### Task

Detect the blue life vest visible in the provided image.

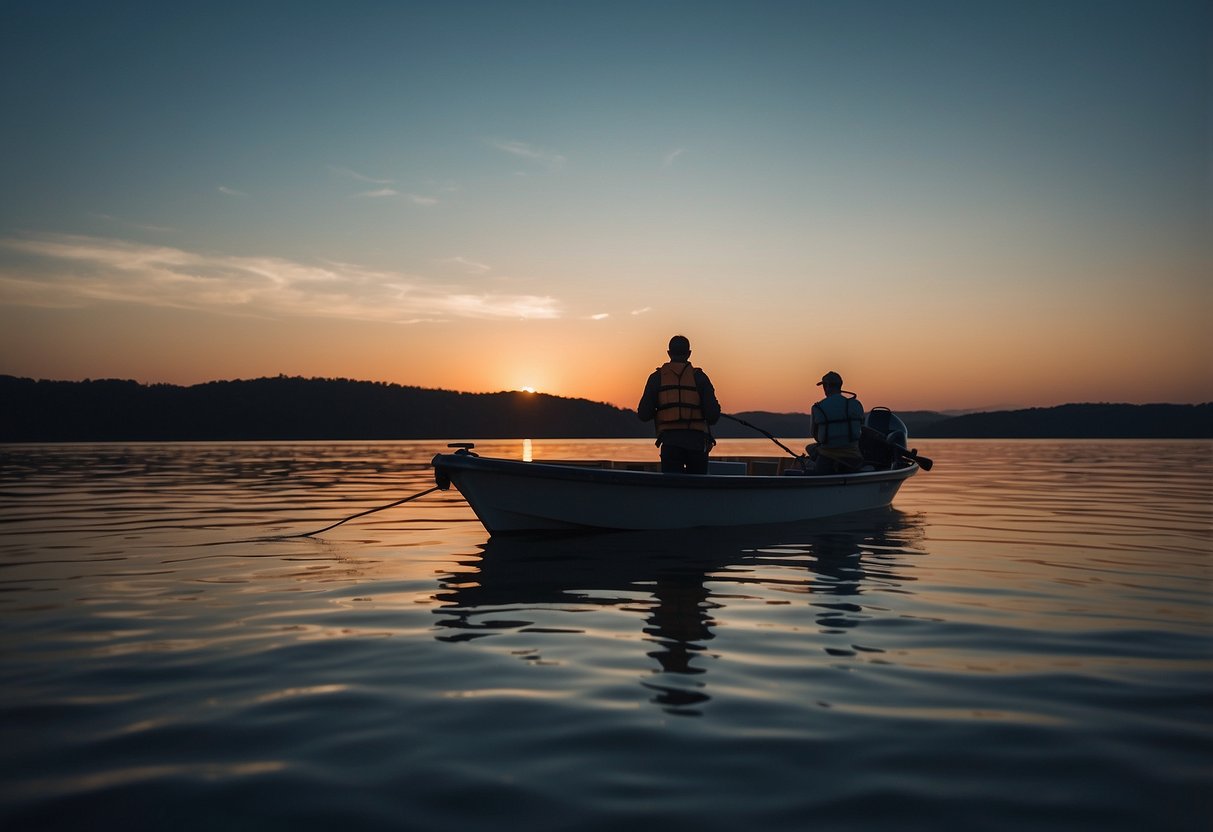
[811,393,864,448]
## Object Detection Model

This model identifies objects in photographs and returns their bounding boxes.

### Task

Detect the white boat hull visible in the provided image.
[432,453,917,534]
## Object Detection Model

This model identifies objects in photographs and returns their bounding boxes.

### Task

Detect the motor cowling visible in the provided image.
[860,407,909,468]
[865,407,908,444]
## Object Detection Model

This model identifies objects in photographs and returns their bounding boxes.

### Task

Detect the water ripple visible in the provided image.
[1,439,1210,831]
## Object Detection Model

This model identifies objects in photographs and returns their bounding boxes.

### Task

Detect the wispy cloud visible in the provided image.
[350,188,438,204]
[328,165,395,185]
[0,234,560,323]
[590,312,610,320]
[662,148,686,168]
[217,185,248,197]
[437,294,562,319]
[333,166,439,202]
[488,139,567,171]
[630,306,653,315]
[442,256,492,275]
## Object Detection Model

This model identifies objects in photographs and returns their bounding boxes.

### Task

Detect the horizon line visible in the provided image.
[2,373,1209,416]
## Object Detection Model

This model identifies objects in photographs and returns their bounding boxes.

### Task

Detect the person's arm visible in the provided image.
[696,370,721,425]
[809,403,824,444]
[637,372,659,421]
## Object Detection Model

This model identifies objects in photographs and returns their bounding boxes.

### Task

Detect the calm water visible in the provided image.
[1,439,1210,831]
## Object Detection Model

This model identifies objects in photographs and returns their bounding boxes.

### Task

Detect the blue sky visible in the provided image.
[1,0,1208,411]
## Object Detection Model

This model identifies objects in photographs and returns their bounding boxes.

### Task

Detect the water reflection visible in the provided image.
[434,509,924,715]
[642,565,717,711]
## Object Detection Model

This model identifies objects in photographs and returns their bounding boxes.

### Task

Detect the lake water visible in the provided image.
[1,439,1210,831]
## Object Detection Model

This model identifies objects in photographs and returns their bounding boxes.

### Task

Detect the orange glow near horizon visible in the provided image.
[3,297,1208,415]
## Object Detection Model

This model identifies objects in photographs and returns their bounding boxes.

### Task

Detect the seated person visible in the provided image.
[808,370,867,474]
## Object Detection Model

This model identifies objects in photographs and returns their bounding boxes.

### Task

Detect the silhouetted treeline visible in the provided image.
[914,403,1213,438]
[1,376,1209,441]
[716,405,1213,439]
[0,376,650,441]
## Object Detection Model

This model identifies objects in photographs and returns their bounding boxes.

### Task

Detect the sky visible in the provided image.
[1,0,1209,414]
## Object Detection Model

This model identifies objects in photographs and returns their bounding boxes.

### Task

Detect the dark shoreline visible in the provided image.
[2,375,1210,442]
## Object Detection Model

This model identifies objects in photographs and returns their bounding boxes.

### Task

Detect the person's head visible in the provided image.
[667,335,691,361]
[816,370,843,393]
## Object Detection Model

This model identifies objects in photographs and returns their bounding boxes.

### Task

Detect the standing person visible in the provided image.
[637,335,721,474]
[808,370,867,474]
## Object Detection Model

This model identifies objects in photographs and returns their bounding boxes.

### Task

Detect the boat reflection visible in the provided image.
[433,509,923,715]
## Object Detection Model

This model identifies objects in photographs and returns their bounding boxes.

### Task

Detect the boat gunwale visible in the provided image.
[431,453,918,490]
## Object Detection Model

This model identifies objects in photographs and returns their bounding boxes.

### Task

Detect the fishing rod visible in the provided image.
[720,413,801,459]
[724,412,933,471]
[279,484,441,539]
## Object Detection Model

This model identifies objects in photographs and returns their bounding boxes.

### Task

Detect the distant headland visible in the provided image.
[1,375,1210,442]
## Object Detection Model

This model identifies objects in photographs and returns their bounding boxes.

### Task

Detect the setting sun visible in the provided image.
[520,386,536,394]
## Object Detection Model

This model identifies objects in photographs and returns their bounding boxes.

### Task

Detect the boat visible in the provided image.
[431,408,928,534]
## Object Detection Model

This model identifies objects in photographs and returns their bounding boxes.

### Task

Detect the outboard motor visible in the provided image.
[866,407,908,448]
[860,407,909,468]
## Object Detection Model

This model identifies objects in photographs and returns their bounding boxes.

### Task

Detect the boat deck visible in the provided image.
[523,456,811,476]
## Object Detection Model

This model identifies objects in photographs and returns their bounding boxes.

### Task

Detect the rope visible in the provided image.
[279,485,441,539]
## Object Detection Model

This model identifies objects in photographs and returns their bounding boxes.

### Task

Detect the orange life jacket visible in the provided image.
[655,362,708,434]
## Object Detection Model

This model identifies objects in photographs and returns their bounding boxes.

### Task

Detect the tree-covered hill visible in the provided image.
[2,376,1208,441]
[914,403,1213,438]
[0,376,650,441]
